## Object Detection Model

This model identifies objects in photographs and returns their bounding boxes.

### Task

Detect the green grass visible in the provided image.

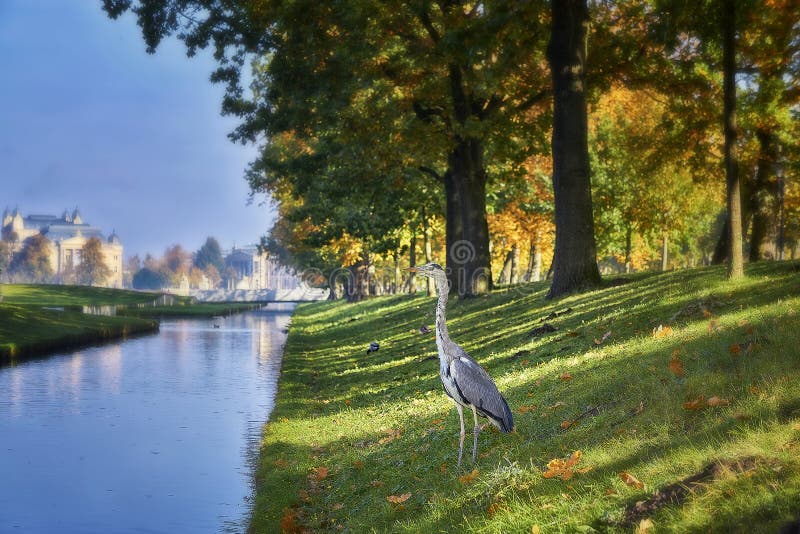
[251,261,800,533]
[0,283,162,363]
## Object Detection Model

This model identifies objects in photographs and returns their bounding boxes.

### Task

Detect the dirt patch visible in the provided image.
[618,456,764,527]
[527,323,558,338]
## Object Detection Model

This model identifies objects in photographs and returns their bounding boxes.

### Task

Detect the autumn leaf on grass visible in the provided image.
[487,502,508,516]
[707,396,730,407]
[561,420,575,429]
[274,458,289,469]
[620,471,645,489]
[543,450,583,480]
[594,331,611,345]
[669,354,685,377]
[379,428,402,445]
[559,372,573,381]
[353,460,364,470]
[309,466,329,481]
[682,396,705,410]
[652,325,673,338]
[344,399,352,406]
[518,405,536,414]
[729,343,742,356]
[386,493,411,504]
[331,503,344,511]
[369,480,385,487]
[459,468,480,484]
[279,508,302,534]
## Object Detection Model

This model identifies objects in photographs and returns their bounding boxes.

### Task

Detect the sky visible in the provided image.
[0,0,273,259]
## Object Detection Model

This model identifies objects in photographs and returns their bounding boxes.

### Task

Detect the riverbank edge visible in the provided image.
[0,318,159,366]
[117,302,263,319]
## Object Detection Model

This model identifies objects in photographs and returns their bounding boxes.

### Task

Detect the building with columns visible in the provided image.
[224,245,299,291]
[2,207,123,287]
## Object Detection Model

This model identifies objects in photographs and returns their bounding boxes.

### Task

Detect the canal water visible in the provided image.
[0,304,294,533]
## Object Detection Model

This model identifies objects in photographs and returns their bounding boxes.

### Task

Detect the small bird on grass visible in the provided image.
[407,262,514,467]
[367,342,380,354]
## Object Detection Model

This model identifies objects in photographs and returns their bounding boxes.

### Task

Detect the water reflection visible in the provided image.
[0,304,293,533]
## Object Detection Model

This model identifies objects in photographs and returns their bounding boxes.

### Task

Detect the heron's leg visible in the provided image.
[456,403,465,468]
[471,405,480,463]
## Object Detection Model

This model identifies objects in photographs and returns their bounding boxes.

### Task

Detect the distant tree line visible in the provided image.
[128,237,232,291]
[104,0,800,301]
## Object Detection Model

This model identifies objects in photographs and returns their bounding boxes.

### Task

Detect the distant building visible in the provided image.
[224,245,299,290]
[1,207,123,287]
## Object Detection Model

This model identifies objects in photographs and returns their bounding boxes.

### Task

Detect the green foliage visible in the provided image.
[194,237,225,274]
[132,267,168,290]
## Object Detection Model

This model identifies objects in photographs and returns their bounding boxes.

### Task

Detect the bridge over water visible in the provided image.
[190,285,329,303]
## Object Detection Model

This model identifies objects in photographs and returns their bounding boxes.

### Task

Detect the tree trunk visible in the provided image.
[723,0,744,279]
[545,0,602,299]
[533,244,542,282]
[408,232,417,293]
[346,258,371,302]
[393,251,401,294]
[448,136,492,297]
[422,211,435,296]
[510,243,521,285]
[624,225,632,273]
[749,129,778,261]
[661,230,669,272]
[498,249,513,285]
[444,170,463,295]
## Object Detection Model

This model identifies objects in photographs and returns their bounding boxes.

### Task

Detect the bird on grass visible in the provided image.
[407,262,514,467]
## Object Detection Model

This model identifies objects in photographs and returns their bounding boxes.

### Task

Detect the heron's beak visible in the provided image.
[405,267,418,272]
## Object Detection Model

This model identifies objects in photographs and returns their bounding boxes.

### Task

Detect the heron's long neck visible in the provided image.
[434,275,452,347]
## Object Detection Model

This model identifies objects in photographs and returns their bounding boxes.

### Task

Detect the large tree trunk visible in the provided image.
[346,258,371,302]
[449,136,492,298]
[545,0,602,299]
[444,170,463,295]
[422,210,435,296]
[749,129,778,261]
[723,0,744,279]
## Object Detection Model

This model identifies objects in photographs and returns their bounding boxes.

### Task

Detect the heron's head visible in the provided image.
[406,262,445,278]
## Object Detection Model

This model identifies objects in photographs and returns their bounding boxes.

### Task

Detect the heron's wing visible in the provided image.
[449,355,514,432]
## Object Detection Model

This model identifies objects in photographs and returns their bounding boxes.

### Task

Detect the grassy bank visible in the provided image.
[252,262,800,532]
[0,284,160,364]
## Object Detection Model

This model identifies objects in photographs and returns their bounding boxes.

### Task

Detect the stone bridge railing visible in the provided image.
[190,286,329,303]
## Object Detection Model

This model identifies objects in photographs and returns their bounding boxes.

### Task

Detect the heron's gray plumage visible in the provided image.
[411,262,514,466]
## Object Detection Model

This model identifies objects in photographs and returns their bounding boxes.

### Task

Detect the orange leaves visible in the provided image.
[620,471,645,489]
[386,492,411,504]
[378,428,402,445]
[652,324,673,339]
[309,466,329,482]
[683,395,731,410]
[459,468,480,484]
[487,501,509,516]
[668,352,685,377]
[560,420,575,429]
[279,507,302,533]
[542,450,583,480]
[518,404,536,414]
[352,460,364,470]
[729,343,742,355]
[559,372,573,381]
[706,396,730,407]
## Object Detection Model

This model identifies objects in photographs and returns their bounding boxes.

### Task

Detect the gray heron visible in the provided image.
[407,262,514,466]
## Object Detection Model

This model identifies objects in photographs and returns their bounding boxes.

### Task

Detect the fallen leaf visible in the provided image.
[344,399,351,406]
[682,396,705,411]
[369,480,385,487]
[620,471,644,489]
[518,405,536,414]
[353,460,364,470]
[549,401,566,409]
[279,508,301,533]
[567,331,580,337]
[604,488,618,496]
[561,420,575,429]
[559,372,573,381]
[594,331,612,345]
[331,502,344,511]
[274,459,289,469]
[636,518,655,533]
[729,343,742,355]
[669,355,685,377]
[652,325,673,338]
[379,428,402,445]
[459,468,480,484]
[487,502,507,516]
[702,308,713,318]
[633,401,645,415]
[430,418,444,425]
[309,466,329,481]
[707,396,730,407]
[386,493,411,504]
[298,489,311,503]
[440,463,447,474]
[543,451,583,480]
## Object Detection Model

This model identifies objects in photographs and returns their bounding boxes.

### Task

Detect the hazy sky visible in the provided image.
[0,0,273,259]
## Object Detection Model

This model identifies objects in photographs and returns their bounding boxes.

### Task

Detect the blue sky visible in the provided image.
[0,0,273,259]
